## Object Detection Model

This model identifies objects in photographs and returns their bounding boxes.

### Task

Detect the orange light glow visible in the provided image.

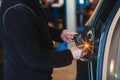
[84,43,90,48]
[83,42,93,54]
[110,59,115,75]
[77,37,94,54]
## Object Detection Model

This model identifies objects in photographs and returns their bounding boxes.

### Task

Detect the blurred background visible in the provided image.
[40,0,99,49]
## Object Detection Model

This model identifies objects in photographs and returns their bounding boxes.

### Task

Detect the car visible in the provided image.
[76,0,120,80]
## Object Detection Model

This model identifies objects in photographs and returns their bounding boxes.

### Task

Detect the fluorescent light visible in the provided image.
[79,0,84,4]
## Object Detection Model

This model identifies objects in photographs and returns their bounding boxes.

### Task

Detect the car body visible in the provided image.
[77,0,120,80]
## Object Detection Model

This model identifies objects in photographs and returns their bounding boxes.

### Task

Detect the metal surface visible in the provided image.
[66,0,76,31]
[102,8,120,80]
[85,0,104,27]
[66,0,77,48]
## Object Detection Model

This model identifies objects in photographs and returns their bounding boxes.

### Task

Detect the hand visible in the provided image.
[69,46,86,60]
[60,30,78,43]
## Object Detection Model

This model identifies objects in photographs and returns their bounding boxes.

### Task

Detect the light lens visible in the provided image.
[79,0,84,4]
[110,59,115,75]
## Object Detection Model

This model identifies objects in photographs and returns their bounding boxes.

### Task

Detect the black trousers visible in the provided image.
[0,64,4,80]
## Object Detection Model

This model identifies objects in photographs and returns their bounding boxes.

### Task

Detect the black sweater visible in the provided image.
[0,0,73,80]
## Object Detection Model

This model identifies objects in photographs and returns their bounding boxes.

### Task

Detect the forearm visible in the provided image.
[48,26,63,42]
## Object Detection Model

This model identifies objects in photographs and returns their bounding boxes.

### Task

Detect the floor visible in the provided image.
[0,60,77,80]
[52,60,77,80]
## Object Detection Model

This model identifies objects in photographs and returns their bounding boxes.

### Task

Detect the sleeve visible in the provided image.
[48,26,64,42]
[5,7,73,70]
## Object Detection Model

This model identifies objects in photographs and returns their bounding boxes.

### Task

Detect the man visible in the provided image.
[0,0,86,80]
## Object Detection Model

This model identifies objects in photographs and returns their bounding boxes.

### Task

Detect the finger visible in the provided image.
[81,52,87,57]
[61,35,68,42]
[77,45,84,48]
[66,31,78,38]
[65,34,73,39]
[66,39,74,43]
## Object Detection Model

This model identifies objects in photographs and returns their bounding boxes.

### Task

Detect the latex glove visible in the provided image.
[60,30,78,43]
[69,46,86,60]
